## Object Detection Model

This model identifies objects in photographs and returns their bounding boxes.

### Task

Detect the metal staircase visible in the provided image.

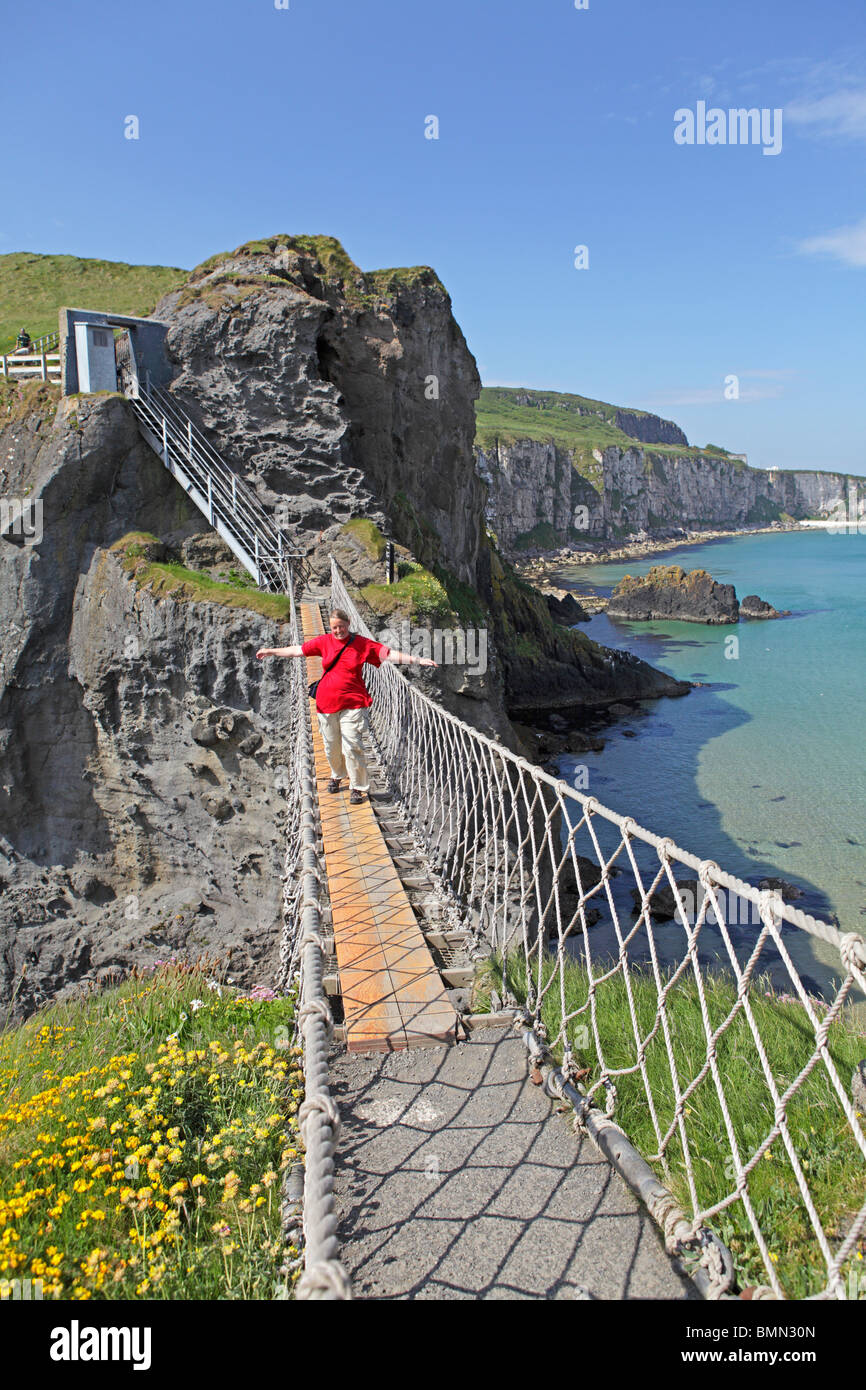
[123,373,309,596]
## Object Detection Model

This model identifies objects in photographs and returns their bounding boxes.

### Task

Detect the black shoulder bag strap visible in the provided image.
[308,633,356,703]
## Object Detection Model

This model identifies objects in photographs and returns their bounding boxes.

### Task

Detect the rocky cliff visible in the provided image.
[155,236,485,588]
[152,237,684,727]
[0,242,695,1016]
[476,387,866,552]
[0,382,299,1018]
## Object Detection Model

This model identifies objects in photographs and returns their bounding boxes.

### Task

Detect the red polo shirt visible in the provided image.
[301,633,390,713]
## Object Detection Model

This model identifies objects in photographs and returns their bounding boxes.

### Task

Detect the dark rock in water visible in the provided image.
[631,878,708,922]
[512,722,604,761]
[557,901,602,932]
[740,593,789,619]
[622,729,638,738]
[544,588,590,625]
[756,876,803,902]
[559,855,620,898]
[566,730,605,754]
[608,566,739,624]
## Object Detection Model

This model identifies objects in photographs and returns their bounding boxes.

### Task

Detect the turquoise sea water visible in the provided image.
[551,530,866,994]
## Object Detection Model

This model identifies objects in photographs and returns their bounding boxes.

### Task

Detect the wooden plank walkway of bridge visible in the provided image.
[300,603,457,1053]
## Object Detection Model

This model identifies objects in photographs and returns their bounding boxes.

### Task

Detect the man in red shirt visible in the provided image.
[257,608,436,804]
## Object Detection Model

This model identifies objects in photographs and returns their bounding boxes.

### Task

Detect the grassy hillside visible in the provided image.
[0,252,189,352]
[0,960,302,1299]
[475,385,730,463]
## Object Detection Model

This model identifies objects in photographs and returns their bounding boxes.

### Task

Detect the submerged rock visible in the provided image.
[756,877,804,903]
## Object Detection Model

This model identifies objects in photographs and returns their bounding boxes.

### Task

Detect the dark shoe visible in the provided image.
[327,777,342,794]
[349,789,365,805]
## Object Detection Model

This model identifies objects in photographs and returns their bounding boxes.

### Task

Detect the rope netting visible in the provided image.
[331,559,866,1300]
[278,585,351,1300]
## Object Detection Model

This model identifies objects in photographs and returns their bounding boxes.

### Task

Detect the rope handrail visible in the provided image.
[330,556,866,1301]
[277,586,351,1299]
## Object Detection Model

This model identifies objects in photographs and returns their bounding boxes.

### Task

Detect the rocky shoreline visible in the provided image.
[514,521,799,583]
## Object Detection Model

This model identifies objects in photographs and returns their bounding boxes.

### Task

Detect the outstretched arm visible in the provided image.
[256,645,304,659]
[385,649,437,668]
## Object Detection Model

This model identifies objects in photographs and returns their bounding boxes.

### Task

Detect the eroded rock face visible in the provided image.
[0,390,295,1017]
[480,435,866,554]
[153,236,485,587]
[608,566,739,624]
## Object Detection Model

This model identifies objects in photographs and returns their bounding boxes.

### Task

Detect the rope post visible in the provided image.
[40,352,47,381]
[385,539,395,585]
[188,418,193,464]
[162,418,169,466]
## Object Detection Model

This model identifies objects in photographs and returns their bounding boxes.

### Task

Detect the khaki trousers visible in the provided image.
[316,707,371,791]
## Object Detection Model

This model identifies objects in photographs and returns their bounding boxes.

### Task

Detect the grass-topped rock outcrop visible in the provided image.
[153,234,483,589]
[609,565,739,624]
[608,565,788,624]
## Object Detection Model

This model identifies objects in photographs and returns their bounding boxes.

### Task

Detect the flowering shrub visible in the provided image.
[0,963,303,1299]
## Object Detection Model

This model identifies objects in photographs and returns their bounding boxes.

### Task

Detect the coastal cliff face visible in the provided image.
[0,385,297,1018]
[476,388,866,553]
[480,438,866,552]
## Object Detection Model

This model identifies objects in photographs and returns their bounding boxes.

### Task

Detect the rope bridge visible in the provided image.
[322,557,866,1301]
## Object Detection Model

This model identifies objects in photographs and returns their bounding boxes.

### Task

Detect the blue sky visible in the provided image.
[3,0,865,470]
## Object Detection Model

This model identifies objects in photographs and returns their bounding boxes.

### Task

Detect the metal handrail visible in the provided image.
[125,380,309,595]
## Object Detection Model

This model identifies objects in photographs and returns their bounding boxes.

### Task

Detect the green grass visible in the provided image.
[430,563,488,627]
[0,253,188,353]
[474,387,734,467]
[480,954,866,1299]
[511,521,563,552]
[746,496,785,525]
[475,386,637,453]
[213,566,260,592]
[112,534,292,622]
[340,517,387,562]
[0,376,61,427]
[360,561,455,625]
[188,237,446,314]
[0,961,302,1300]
